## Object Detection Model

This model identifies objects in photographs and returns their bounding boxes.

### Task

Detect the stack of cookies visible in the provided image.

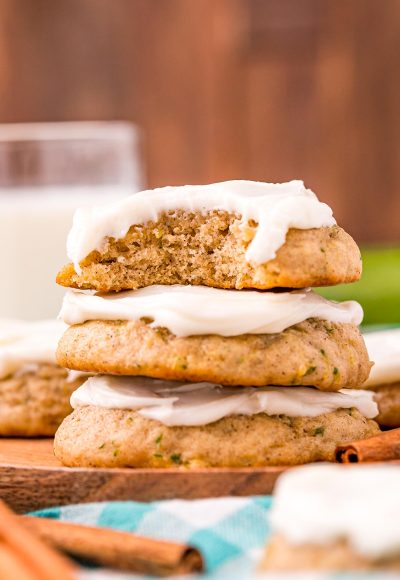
[54,180,380,468]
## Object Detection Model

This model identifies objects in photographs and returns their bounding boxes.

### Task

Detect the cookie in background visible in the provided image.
[261,463,400,571]
[363,328,400,428]
[0,319,87,436]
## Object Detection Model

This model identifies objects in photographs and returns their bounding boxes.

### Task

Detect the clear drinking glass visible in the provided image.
[0,122,144,319]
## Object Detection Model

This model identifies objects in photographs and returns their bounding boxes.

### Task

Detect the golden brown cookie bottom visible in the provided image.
[54,406,379,468]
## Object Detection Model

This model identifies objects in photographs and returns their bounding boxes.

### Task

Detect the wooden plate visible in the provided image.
[0,439,286,513]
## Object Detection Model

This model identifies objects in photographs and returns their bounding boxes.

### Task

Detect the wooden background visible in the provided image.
[0,0,399,243]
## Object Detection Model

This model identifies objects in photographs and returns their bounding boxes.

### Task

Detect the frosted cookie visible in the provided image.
[53,376,379,468]
[0,319,86,436]
[261,464,400,571]
[368,384,400,429]
[0,364,84,437]
[56,180,361,292]
[57,287,371,390]
[363,329,400,428]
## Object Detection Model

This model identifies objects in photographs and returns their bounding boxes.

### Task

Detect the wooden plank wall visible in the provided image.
[0,0,399,243]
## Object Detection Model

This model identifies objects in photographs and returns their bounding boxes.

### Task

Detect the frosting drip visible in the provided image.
[60,286,363,337]
[66,180,336,272]
[70,375,378,425]
[270,464,400,559]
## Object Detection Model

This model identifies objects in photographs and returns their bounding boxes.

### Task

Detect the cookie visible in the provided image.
[261,464,400,571]
[261,534,400,571]
[0,364,84,436]
[370,383,400,428]
[363,329,400,427]
[57,213,361,292]
[54,406,378,468]
[56,318,371,390]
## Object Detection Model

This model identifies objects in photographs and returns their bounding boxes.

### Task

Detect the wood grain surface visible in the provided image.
[0,439,285,514]
[0,0,400,243]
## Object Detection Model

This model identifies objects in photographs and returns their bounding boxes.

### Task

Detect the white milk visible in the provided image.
[0,185,131,319]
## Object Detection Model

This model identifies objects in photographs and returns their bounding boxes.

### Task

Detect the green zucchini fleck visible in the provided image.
[313,426,325,436]
[170,453,182,465]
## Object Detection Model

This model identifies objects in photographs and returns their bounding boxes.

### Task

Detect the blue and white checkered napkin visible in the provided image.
[32,498,399,580]
[33,497,272,579]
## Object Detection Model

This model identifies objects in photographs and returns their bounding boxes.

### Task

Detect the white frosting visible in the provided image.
[363,328,400,387]
[0,319,66,379]
[66,180,336,272]
[270,464,400,559]
[60,286,363,337]
[71,375,378,425]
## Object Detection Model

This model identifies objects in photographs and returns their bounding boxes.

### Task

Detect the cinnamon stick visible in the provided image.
[336,428,400,463]
[22,516,204,577]
[0,500,76,580]
[0,544,37,580]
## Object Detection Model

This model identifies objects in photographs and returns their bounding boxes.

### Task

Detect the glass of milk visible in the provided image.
[0,122,144,319]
